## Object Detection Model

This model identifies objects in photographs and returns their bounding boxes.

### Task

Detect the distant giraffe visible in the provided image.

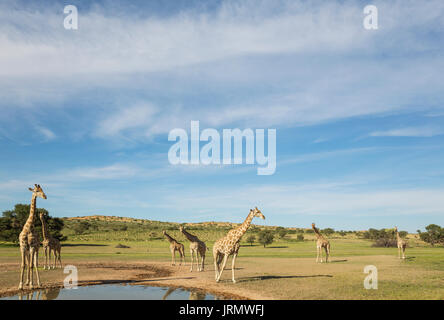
[180,226,207,272]
[162,231,185,266]
[312,223,331,263]
[394,227,407,259]
[39,211,62,269]
[213,207,265,283]
[18,184,47,289]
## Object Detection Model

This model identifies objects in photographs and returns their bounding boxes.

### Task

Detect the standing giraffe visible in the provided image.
[394,227,407,259]
[162,231,185,266]
[213,207,265,283]
[18,184,47,289]
[179,226,207,272]
[312,223,331,263]
[39,211,62,270]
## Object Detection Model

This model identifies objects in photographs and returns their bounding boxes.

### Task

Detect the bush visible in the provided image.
[246,235,256,246]
[322,228,335,236]
[73,221,90,235]
[372,238,398,247]
[257,230,274,248]
[0,204,66,243]
[296,234,304,241]
[364,228,407,247]
[418,224,444,246]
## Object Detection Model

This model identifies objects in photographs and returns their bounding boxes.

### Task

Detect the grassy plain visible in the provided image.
[0,216,443,299]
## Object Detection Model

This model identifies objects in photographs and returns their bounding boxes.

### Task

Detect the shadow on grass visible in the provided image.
[62,243,108,247]
[404,256,416,261]
[237,274,333,282]
[266,246,289,249]
[330,259,348,263]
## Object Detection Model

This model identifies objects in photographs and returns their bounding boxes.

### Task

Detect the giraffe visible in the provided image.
[213,207,265,283]
[394,226,407,259]
[18,184,47,290]
[179,226,207,272]
[312,223,331,263]
[39,211,62,270]
[162,231,185,266]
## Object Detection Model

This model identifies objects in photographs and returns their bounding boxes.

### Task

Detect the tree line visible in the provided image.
[0,204,65,243]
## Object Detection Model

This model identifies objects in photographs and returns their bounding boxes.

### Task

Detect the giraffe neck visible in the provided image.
[313,226,324,240]
[40,215,50,241]
[164,232,176,243]
[181,229,198,242]
[396,230,401,242]
[23,195,37,233]
[233,212,254,242]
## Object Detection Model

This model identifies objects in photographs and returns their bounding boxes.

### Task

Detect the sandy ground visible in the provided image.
[1,254,443,299]
[0,259,272,299]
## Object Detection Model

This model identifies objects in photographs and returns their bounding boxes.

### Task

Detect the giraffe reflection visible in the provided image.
[18,287,61,300]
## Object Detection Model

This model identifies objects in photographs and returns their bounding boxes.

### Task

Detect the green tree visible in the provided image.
[418,224,443,246]
[322,228,335,236]
[257,230,274,248]
[276,227,287,239]
[246,234,256,246]
[0,204,65,243]
[73,221,90,235]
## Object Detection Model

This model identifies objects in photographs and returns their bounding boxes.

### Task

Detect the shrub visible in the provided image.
[257,230,274,248]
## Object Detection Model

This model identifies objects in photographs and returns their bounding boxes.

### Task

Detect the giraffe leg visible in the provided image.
[29,248,35,289]
[53,249,57,269]
[200,252,205,272]
[213,252,220,280]
[172,249,176,266]
[190,249,194,272]
[18,248,27,289]
[198,251,203,272]
[58,248,63,269]
[33,249,41,287]
[216,254,229,283]
[231,253,238,283]
[316,246,320,263]
[325,246,329,263]
[43,247,46,270]
[26,250,32,286]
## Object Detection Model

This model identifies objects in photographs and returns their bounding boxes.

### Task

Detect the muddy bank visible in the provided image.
[0,261,261,299]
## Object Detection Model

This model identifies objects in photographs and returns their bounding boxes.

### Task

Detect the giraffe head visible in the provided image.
[162,230,167,235]
[312,223,316,229]
[179,226,184,232]
[394,226,398,232]
[39,210,48,220]
[28,184,47,200]
[251,207,265,220]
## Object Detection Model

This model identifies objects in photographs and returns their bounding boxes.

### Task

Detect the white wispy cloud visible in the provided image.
[94,103,159,138]
[0,0,443,143]
[36,126,56,141]
[369,126,444,137]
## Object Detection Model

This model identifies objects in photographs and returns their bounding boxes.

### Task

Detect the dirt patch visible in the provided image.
[0,260,261,299]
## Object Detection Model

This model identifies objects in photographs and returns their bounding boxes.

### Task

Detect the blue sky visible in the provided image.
[0,0,443,232]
